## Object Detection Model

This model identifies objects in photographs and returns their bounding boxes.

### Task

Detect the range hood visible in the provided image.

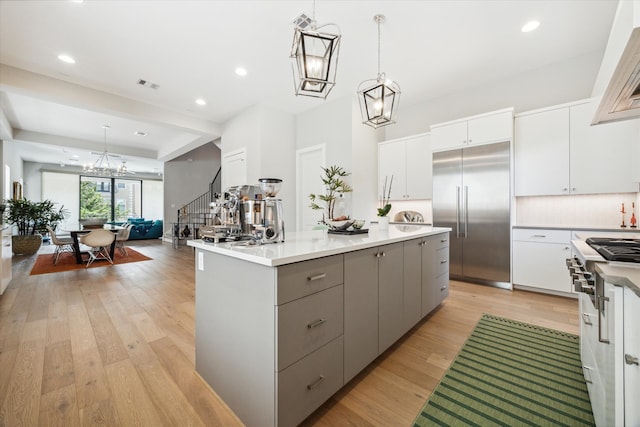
[592,1,640,125]
[592,27,640,124]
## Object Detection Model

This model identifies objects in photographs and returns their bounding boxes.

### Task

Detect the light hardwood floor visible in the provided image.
[0,239,579,426]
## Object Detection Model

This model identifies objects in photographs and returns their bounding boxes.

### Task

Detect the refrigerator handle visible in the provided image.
[455,186,461,238]
[464,186,469,239]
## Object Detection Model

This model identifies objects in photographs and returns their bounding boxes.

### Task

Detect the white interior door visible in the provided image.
[296,144,325,231]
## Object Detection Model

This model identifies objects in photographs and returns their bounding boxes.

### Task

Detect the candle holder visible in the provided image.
[631,202,637,229]
[620,203,627,228]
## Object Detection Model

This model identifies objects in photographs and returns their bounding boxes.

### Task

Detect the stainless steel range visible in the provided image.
[585,237,640,263]
[568,236,640,294]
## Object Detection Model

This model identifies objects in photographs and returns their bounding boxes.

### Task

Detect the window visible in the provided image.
[80,176,142,222]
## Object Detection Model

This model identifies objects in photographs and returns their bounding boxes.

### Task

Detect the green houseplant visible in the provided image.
[308,165,353,223]
[6,198,68,255]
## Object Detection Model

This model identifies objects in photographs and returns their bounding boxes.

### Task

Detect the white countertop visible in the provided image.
[187,225,451,267]
[596,264,640,296]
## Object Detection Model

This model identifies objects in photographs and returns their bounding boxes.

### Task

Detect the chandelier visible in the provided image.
[357,15,401,129]
[290,1,341,99]
[83,125,125,177]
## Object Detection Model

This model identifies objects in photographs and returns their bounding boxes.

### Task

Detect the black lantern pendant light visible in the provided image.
[290,1,341,99]
[357,15,401,128]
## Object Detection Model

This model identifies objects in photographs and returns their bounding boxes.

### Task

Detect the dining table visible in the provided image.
[64,224,123,264]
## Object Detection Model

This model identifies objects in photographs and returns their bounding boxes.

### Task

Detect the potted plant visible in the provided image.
[377,175,393,230]
[6,198,68,255]
[308,165,353,224]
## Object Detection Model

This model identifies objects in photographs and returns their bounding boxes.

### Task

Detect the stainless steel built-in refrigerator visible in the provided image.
[432,141,510,285]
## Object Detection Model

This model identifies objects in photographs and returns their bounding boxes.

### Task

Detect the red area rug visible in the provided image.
[30,248,152,275]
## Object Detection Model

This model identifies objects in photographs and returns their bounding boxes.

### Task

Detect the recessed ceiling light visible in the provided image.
[521,20,540,33]
[57,54,76,64]
[195,98,207,106]
[235,67,248,77]
[134,131,148,136]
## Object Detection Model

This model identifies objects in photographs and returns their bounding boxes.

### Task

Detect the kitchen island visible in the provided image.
[188,225,451,427]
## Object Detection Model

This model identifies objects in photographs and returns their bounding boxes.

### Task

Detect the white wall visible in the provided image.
[143,180,163,221]
[259,106,296,225]
[1,140,24,201]
[295,95,360,221]
[349,97,379,222]
[384,50,604,141]
[221,105,262,184]
[221,104,296,224]
[41,171,79,230]
[163,141,220,225]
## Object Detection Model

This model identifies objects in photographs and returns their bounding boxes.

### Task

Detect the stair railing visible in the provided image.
[173,166,221,246]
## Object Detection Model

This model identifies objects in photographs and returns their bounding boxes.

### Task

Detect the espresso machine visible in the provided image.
[202,180,284,244]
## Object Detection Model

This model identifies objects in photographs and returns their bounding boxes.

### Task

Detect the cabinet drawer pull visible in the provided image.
[419,241,426,246]
[440,239,447,243]
[307,318,326,329]
[307,375,326,390]
[440,260,447,264]
[440,286,447,291]
[307,273,326,282]
[625,354,639,366]
[532,234,547,238]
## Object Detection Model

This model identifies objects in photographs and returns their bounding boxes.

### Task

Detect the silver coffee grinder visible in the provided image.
[257,178,285,243]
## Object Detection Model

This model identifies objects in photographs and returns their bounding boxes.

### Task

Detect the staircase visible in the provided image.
[173,167,221,246]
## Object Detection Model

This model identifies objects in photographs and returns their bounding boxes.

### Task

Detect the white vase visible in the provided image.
[378,216,389,230]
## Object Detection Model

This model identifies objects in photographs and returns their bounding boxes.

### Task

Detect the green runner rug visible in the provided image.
[413,314,595,427]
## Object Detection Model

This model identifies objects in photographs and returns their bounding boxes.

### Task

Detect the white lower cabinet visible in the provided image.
[623,287,640,426]
[512,228,573,294]
[579,276,640,427]
[0,226,11,295]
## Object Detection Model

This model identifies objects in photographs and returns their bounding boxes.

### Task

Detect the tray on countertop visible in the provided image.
[328,228,369,235]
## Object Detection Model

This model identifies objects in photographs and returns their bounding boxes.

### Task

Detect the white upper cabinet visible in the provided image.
[378,141,406,201]
[515,99,640,196]
[378,133,432,201]
[570,101,639,194]
[431,109,513,151]
[515,107,570,196]
[431,121,467,150]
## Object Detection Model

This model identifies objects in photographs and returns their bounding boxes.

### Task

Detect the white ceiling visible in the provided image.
[0,0,619,174]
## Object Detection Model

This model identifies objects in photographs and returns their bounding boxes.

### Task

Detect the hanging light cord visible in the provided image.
[377,17,381,77]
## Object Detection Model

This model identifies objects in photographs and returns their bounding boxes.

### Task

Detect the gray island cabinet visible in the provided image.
[188,225,450,427]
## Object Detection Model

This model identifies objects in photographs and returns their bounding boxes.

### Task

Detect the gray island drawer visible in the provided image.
[276,254,344,304]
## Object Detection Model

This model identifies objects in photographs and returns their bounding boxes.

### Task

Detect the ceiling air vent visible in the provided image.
[137,79,160,90]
